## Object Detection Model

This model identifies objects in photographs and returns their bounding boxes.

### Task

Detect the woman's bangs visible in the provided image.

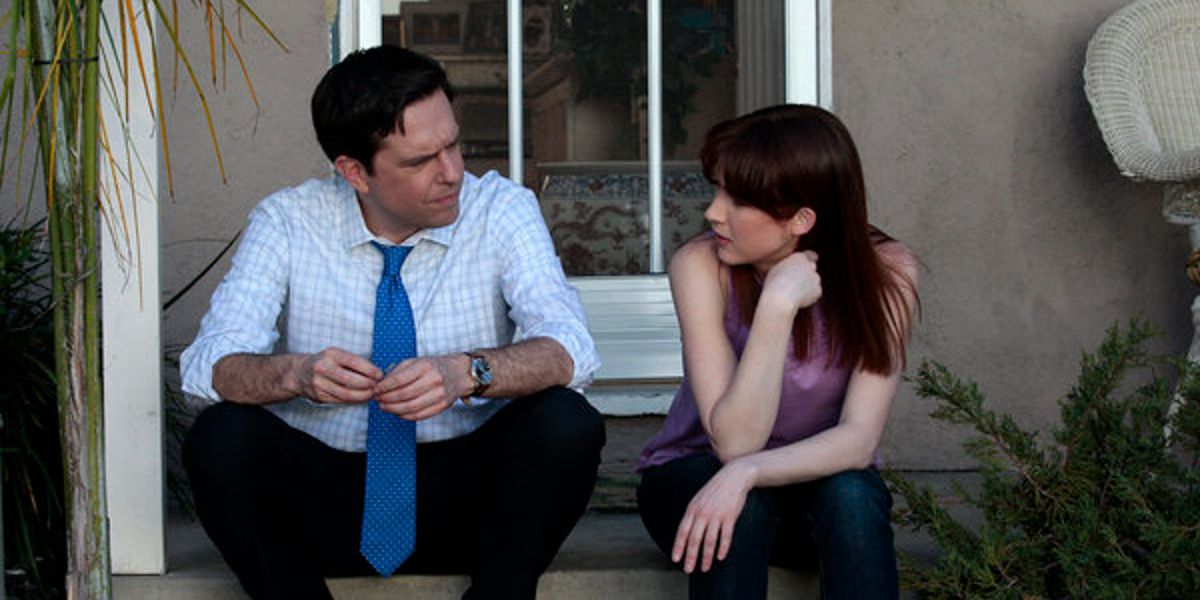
[727,140,797,217]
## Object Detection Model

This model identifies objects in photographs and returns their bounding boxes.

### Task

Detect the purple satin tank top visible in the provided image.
[637,287,853,472]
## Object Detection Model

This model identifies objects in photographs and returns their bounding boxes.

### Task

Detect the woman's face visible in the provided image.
[704,187,802,274]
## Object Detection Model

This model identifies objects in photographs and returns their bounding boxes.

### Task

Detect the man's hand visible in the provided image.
[374,354,471,420]
[295,347,382,404]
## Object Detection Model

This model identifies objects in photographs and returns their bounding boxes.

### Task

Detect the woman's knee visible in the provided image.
[728,488,778,553]
[803,470,898,597]
[806,469,893,546]
[639,476,778,569]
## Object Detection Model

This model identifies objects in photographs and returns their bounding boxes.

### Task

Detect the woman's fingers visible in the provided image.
[672,513,694,563]
[685,515,707,572]
[700,521,720,572]
[674,509,735,573]
[717,518,735,562]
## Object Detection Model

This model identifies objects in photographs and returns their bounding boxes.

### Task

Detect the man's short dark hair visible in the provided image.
[311,46,455,172]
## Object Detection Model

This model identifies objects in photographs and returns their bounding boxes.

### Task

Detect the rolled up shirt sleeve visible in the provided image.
[180,200,290,403]
[495,189,600,389]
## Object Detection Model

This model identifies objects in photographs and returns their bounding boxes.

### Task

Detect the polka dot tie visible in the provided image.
[360,242,417,576]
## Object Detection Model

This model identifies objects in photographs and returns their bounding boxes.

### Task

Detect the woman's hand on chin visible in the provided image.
[761,250,822,314]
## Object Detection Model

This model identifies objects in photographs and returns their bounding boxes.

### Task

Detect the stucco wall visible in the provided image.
[153,1,1196,469]
[159,1,331,355]
[835,0,1194,467]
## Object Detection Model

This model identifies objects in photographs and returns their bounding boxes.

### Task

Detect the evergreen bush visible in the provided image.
[0,223,65,598]
[887,321,1200,599]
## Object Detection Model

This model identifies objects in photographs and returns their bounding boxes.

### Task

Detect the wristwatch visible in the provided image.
[465,352,493,398]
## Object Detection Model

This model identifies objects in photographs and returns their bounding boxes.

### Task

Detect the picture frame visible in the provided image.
[405,4,464,54]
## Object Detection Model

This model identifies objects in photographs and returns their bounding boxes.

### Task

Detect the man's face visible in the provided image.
[340,89,465,243]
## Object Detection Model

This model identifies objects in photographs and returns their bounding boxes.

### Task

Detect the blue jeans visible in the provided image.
[637,453,898,600]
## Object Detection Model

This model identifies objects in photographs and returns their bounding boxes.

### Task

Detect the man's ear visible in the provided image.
[790,207,816,237]
[334,155,371,195]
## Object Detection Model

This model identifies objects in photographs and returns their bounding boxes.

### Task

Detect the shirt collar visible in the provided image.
[333,174,463,251]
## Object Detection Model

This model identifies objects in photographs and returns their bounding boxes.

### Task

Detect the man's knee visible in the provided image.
[183,402,270,483]
[516,387,606,465]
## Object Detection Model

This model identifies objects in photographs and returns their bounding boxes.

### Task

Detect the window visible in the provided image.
[337,0,828,387]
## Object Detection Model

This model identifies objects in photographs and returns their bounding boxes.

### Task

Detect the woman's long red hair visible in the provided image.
[700,105,917,374]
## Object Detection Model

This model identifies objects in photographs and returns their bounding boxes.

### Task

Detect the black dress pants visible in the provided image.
[183,387,605,600]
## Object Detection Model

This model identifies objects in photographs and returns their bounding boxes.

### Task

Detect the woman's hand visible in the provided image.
[672,458,759,574]
[760,251,822,314]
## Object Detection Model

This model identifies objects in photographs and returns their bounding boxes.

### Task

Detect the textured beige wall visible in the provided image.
[835,1,1194,467]
[154,1,1196,469]
[159,1,332,353]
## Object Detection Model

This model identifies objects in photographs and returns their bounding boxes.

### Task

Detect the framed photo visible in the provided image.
[523,6,551,56]
[464,1,506,53]
[405,5,464,53]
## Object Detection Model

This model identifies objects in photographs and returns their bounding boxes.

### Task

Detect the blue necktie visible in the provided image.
[360,242,417,576]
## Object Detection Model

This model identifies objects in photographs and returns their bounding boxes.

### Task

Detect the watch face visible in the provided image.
[472,357,493,385]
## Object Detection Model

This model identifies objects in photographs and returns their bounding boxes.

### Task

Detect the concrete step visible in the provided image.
[113,513,823,599]
[115,469,979,600]
[140,406,977,600]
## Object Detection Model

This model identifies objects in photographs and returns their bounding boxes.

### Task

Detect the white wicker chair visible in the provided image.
[1085,0,1200,361]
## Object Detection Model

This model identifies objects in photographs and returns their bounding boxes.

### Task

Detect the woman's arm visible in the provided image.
[670,366,902,573]
[671,251,918,573]
[735,248,919,485]
[672,240,822,462]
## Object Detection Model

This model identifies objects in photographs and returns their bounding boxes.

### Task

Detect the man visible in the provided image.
[180,46,604,600]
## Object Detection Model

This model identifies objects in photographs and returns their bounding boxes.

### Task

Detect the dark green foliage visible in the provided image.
[888,321,1200,599]
[0,223,65,598]
[162,347,197,519]
[161,229,240,520]
[560,0,728,155]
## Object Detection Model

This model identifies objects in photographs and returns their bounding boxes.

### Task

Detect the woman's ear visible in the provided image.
[334,155,371,195]
[790,207,817,237]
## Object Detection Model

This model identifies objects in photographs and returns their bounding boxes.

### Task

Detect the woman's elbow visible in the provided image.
[713,447,744,464]
[841,436,879,471]
[846,449,875,471]
[711,438,766,464]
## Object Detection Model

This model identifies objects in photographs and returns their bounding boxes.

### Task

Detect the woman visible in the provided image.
[636,104,919,600]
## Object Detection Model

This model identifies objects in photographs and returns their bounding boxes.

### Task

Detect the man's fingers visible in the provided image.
[329,348,382,380]
[312,376,374,404]
[375,358,426,394]
[378,388,451,420]
[403,395,455,421]
[325,364,377,390]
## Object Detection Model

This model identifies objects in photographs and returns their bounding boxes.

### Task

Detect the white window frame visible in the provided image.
[339,0,830,397]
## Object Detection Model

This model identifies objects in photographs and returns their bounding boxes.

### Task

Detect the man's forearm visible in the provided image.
[212,353,305,405]
[476,337,575,399]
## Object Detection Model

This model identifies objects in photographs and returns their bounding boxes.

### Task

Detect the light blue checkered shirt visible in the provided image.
[180,171,599,451]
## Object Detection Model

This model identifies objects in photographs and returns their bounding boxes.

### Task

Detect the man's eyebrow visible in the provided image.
[398,133,461,167]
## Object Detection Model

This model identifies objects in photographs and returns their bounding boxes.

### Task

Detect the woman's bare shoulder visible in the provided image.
[670,235,730,303]
[670,235,720,276]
